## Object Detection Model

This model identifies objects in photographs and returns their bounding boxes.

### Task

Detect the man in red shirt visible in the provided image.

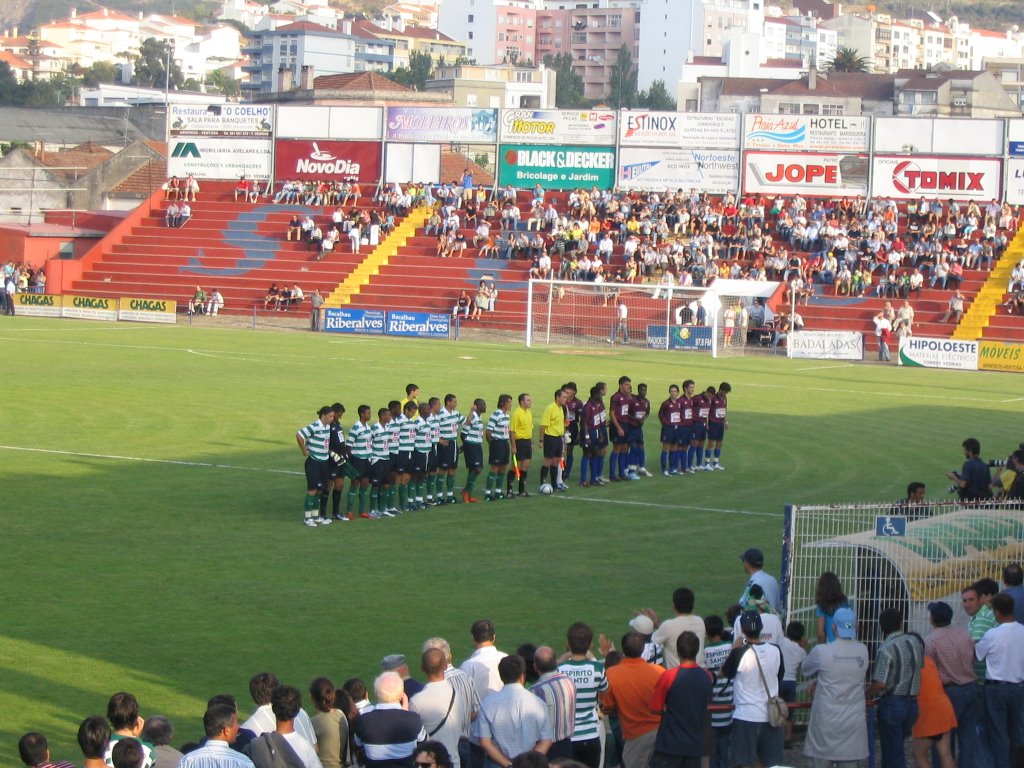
[602,632,665,768]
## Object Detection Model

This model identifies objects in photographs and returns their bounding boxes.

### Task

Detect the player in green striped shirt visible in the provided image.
[484,394,513,500]
[296,406,335,528]
[412,402,434,509]
[437,393,465,505]
[426,397,442,505]
[394,401,419,512]
[369,408,395,518]
[347,405,373,518]
[460,398,486,502]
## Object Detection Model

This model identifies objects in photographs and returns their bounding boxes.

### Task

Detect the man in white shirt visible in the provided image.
[976,591,1024,768]
[411,649,467,768]
[240,673,318,748]
[461,620,507,768]
[648,587,705,668]
[423,637,480,768]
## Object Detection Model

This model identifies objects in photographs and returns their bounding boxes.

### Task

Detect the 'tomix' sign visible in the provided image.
[274,140,382,183]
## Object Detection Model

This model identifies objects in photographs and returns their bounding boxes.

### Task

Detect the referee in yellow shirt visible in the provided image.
[540,388,569,491]
[509,393,534,497]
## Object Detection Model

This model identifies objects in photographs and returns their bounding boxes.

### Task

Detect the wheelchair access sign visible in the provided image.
[875,516,907,537]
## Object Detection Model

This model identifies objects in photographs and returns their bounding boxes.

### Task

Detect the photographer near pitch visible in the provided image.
[944,438,993,502]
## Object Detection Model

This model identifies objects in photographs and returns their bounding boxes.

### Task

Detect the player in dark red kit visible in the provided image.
[629,383,652,477]
[680,379,696,474]
[658,384,684,476]
[691,386,715,470]
[562,381,585,484]
[707,382,731,470]
[609,376,636,481]
[580,384,609,487]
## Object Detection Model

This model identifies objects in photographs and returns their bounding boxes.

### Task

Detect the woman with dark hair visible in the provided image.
[310,677,353,768]
[414,741,453,768]
[516,643,539,686]
[814,572,850,644]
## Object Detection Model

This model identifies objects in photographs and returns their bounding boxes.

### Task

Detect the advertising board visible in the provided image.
[789,331,864,360]
[499,144,615,190]
[617,148,738,193]
[743,114,869,153]
[1005,158,1024,206]
[61,295,118,321]
[385,311,450,339]
[872,156,1002,201]
[117,297,177,324]
[167,138,273,179]
[619,111,740,148]
[13,293,62,317]
[169,104,274,138]
[500,109,616,146]
[385,107,498,143]
[323,308,386,335]
[646,325,712,351]
[978,340,1024,373]
[898,336,978,370]
[743,151,868,196]
[274,140,382,183]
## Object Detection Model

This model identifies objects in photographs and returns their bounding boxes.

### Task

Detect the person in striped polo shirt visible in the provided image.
[558,622,609,768]
[532,646,576,760]
[484,395,513,501]
[460,399,486,503]
[347,406,374,519]
[296,406,335,528]
[437,395,465,505]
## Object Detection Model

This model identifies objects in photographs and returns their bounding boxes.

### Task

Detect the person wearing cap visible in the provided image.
[738,549,781,614]
[601,632,665,768]
[646,588,705,670]
[866,608,924,768]
[924,600,985,768]
[720,610,785,768]
[383,655,425,699]
[800,606,870,767]
[628,614,663,666]
[976,591,1024,768]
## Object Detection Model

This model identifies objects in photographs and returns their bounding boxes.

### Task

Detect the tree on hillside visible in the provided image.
[638,79,676,110]
[543,53,585,108]
[390,50,434,91]
[826,46,871,73]
[131,38,184,89]
[80,61,120,87]
[206,69,241,97]
[607,44,639,108]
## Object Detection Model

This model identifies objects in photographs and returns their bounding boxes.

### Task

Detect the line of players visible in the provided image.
[294,378,732,525]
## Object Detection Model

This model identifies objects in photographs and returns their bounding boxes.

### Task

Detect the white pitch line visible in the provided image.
[741,380,1010,404]
[0,445,302,475]
[558,495,782,518]
[1003,397,1024,403]
[795,364,856,372]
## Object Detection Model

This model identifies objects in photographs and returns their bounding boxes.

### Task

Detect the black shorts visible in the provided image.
[691,422,708,442]
[543,434,564,459]
[515,438,533,461]
[462,442,484,470]
[566,422,581,446]
[349,456,370,480]
[370,459,392,486]
[584,428,608,451]
[394,450,413,474]
[427,448,438,473]
[488,440,510,468]
[610,424,631,445]
[660,424,681,445]
[627,424,645,446]
[437,441,458,470]
[328,457,342,479]
[304,457,331,491]
[412,451,429,474]
[708,422,725,441]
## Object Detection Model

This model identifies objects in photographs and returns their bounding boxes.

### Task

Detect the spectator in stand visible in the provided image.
[206,289,225,317]
[19,732,76,768]
[178,203,192,228]
[234,176,250,202]
[874,310,893,362]
[188,286,206,316]
[941,290,966,324]
[452,291,472,320]
[78,717,111,768]
[164,176,181,201]
[164,202,180,227]
[139,716,183,768]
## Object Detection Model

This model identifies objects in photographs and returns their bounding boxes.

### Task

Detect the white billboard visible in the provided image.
[1009,119,1024,157]
[169,104,274,138]
[873,117,1004,155]
[898,336,978,370]
[619,111,740,149]
[1006,158,1024,205]
[871,156,1002,201]
[743,151,869,196]
[167,138,273,179]
[500,109,617,146]
[743,114,868,153]
[789,331,864,361]
[277,106,383,140]
[617,147,738,193]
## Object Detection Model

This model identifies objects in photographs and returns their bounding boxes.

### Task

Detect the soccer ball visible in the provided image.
[539,483,554,495]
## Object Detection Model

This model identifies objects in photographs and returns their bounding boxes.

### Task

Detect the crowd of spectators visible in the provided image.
[1,262,46,314]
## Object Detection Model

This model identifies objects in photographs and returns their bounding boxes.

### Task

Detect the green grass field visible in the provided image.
[2,317,1022,765]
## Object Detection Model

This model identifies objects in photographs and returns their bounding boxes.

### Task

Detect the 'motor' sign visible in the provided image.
[871,156,1002,200]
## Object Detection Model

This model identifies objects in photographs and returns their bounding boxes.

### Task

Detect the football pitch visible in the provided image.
[2,317,1022,763]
